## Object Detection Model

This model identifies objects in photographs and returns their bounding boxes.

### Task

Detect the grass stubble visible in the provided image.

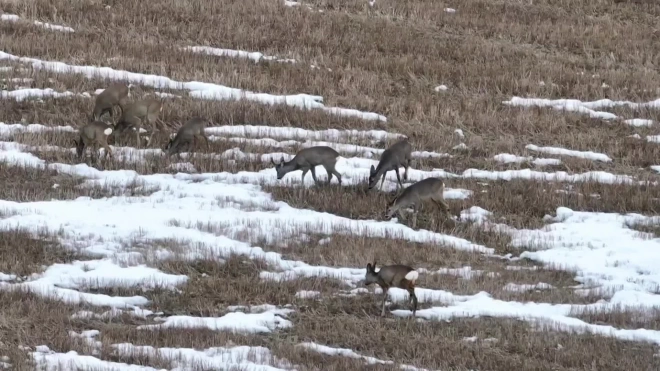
[0,0,659,369]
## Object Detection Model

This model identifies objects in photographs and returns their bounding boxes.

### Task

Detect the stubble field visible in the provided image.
[1,0,660,370]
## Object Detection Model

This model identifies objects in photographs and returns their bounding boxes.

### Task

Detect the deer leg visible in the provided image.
[102,142,112,159]
[381,287,389,317]
[310,166,320,185]
[301,169,309,185]
[379,173,386,190]
[91,143,99,164]
[404,160,410,181]
[80,143,87,163]
[432,197,451,217]
[408,286,418,317]
[133,125,142,149]
[200,133,210,151]
[329,164,342,185]
[156,118,167,132]
[322,165,334,185]
[411,207,418,229]
[394,168,403,189]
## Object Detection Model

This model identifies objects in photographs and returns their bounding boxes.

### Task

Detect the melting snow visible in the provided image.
[525,145,612,163]
[295,290,321,299]
[0,51,385,122]
[137,307,294,333]
[0,14,74,32]
[113,343,290,371]
[1,88,79,101]
[624,119,654,127]
[493,153,561,167]
[298,342,431,371]
[183,45,296,64]
[503,282,555,292]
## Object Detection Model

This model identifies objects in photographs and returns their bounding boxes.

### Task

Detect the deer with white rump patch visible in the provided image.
[384,177,451,229]
[364,261,419,317]
[164,117,210,158]
[114,98,165,148]
[368,138,412,191]
[271,146,342,185]
[74,121,114,163]
[91,83,129,123]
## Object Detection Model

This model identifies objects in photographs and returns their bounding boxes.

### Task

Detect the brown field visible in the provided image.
[1,0,660,370]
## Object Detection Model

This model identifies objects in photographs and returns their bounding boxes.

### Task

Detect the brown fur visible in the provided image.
[385,177,450,229]
[114,98,165,148]
[74,121,114,163]
[364,261,418,317]
[91,83,129,123]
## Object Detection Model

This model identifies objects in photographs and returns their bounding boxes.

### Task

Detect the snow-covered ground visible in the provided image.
[1,49,660,369]
[1,14,75,33]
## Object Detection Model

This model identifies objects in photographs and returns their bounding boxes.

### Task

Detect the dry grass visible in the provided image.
[0,0,659,369]
[0,229,86,277]
[0,161,158,200]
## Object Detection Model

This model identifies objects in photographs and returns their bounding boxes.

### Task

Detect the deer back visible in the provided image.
[295,146,339,167]
[95,83,128,106]
[382,265,416,286]
[183,117,208,136]
[372,139,412,176]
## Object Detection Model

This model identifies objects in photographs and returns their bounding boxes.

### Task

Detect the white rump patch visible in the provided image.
[405,270,419,282]
[103,128,113,136]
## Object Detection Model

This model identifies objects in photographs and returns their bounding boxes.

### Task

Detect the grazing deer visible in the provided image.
[74,121,114,163]
[384,177,451,229]
[364,261,419,317]
[91,83,129,123]
[114,99,165,148]
[271,146,342,185]
[368,139,412,191]
[164,117,210,158]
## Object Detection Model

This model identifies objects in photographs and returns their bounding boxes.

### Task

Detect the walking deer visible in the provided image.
[271,146,342,185]
[114,99,165,148]
[384,177,451,229]
[364,261,419,317]
[91,83,129,123]
[74,121,114,163]
[368,139,412,191]
[164,117,210,158]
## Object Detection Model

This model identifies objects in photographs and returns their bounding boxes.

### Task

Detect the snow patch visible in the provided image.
[113,343,291,371]
[624,119,654,127]
[295,290,320,299]
[298,342,431,371]
[0,51,385,122]
[525,144,612,163]
[184,45,296,64]
[137,307,294,333]
[503,282,555,292]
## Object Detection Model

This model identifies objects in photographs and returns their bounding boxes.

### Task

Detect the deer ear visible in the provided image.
[280,155,285,164]
[369,165,376,174]
[270,157,277,166]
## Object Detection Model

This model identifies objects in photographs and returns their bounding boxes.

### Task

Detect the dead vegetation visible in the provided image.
[0,0,659,369]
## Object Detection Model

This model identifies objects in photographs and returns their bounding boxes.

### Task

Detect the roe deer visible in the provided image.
[364,261,419,317]
[384,177,450,229]
[74,121,114,163]
[114,99,165,148]
[271,146,342,185]
[368,139,412,191]
[91,83,129,122]
[164,117,210,158]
